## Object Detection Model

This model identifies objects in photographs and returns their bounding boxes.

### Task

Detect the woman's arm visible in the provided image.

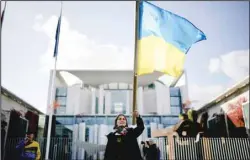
[132,115,145,138]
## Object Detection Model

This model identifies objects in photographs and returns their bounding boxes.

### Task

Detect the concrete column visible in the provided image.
[78,122,86,141]
[138,87,144,114]
[126,90,130,114]
[91,88,96,114]
[98,85,104,114]
[105,91,112,114]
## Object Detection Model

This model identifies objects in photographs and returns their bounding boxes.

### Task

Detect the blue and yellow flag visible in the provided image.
[137,1,206,77]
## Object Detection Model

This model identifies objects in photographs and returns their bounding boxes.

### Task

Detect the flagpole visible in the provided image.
[1,1,7,31]
[132,0,140,125]
[45,57,57,160]
[45,2,62,159]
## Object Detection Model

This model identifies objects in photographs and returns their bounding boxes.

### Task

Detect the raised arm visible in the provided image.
[132,111,145,138]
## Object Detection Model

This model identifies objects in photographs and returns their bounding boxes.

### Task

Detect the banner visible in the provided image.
[221,91,249,128]
[242,102,249,129]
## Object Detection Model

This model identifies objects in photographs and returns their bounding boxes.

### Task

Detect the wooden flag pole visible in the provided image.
[132,0,140,125]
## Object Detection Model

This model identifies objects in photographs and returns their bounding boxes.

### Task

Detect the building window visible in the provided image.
[56,107,66,115]
[56,87,67,96]
[110,90,127,114]
[95,97,99,114]
[170,87,181,97]
[55,87,67,114]
[85,127,89,142]
[147,127,151,138]
[170,87,182,115]
[148,83,155,89]
[171,107,180,115]
[107,117,116,125]
[170,97,181,106]
[55,97,67,106]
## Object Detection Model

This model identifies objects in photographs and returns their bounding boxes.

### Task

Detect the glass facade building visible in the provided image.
[47,87,183,139]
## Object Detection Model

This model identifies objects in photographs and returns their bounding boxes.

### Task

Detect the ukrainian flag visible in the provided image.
[137,1,206,77]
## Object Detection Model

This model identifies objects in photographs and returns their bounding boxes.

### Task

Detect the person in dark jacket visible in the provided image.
[1,121,7,159]
[104,111,144,160]
[143,140,160,160]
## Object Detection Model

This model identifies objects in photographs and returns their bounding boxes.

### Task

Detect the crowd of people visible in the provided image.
[11,108,247,160]
[12,110,204,160]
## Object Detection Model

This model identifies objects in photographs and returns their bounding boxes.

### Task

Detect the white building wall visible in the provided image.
[175,71,189,103]
[91,88,96,114]
[143,89,157,114]
[72,124,79,160]
[150,122,158,137]
[129,90,133,114]
[105,91,112,114]
[141,126,148,141]
[66,85,81,115]
[126,90,130,114]
[179,85,189,104]
[78,89,92,114]
[88,126,94,143]
[94,124,99,144]
[138,87,144,114]
[1,95,28,113]
[98,124,108,145]
[98,86,104,114]
[155,82,171,115]
[199,89,249,121]
[78,122,86,141]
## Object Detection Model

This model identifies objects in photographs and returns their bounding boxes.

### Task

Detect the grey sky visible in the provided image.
[2,1,249,113]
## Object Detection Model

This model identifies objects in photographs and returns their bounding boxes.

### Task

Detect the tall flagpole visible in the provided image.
[45,57,57,159]
[132,0,140,125]
[45,2,62,159]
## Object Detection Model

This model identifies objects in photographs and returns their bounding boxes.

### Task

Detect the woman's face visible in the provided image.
[116,115,127,127]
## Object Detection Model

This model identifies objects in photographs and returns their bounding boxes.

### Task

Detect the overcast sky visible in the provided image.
[1,1,249,113]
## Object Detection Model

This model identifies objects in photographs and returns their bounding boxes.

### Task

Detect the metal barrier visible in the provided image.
[151,136,250,160]
[3,137,250,160]
[3,138,106,160]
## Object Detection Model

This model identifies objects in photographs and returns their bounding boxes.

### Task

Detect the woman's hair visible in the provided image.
[113,114,128,129]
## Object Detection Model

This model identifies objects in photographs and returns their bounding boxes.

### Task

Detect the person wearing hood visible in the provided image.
[104,110,145,160]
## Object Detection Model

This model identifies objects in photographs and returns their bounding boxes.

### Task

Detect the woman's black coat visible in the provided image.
[104,116,145,160]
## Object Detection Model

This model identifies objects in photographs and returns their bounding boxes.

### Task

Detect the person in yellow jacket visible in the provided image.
[16,131,41,160]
